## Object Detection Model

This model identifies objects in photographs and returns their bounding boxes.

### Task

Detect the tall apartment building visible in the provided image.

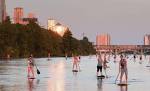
[47,19,57,30]
[22,13,38,25]
[96,34,111,45]
[47,19,67,36]
[14,7,23,24]
[144,34,150,45]
[0,0,6,23]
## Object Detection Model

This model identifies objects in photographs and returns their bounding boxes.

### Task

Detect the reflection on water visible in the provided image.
[36,79,40,84]
[120,86,128,91]
[73,71,78,76]
[48,61,65,91]
[27,78,40,91]
[28,79,34,91]
[97,79,103,91]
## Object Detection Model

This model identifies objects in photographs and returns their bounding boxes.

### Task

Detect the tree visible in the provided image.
[62,28,74,56]
[0,20,96,59]
[79,36,96,55]
[3,16,11,24]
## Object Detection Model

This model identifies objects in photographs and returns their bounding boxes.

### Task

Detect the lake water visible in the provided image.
[0,55,150,91]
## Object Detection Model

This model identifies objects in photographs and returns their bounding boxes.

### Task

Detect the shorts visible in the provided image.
[97,66,102,72]
[120,68,128,76]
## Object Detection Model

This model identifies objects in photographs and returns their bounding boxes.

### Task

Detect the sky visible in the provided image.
[6,0,150,45]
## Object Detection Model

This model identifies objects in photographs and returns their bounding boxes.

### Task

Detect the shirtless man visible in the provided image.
[97,53,103,76]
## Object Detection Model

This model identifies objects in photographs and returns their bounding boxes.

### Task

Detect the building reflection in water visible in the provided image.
[97,79,103,91]
[48,61,65,91]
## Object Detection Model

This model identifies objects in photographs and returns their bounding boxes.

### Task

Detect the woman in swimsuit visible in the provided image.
[119,55,128,83]
[72,55,79,70]
[27,56,35,78]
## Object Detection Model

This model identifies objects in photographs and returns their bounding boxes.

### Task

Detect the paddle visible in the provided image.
[32,58,40,75]
[35,64,40,74]
[115,71,120,84]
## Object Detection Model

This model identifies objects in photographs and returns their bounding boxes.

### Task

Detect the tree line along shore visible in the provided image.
[0,17,96,59]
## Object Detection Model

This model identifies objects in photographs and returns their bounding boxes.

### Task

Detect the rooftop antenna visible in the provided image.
[82,32,85,39]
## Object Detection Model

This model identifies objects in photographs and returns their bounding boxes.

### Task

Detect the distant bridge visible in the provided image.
[94,45,150,54]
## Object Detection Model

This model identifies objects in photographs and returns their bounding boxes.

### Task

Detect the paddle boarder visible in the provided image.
[139,55,142,64]
[48,52,51,60]
[72,55,79,71]
[133,54,136,61]
[119,55,128,84]
[114,54,117,62]
[103,53,109,78]
[97,52,103,76]
[27,55,35,78]
[65,53,68,60]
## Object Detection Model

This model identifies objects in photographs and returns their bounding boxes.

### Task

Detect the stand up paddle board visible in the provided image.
[146,65,150,67]
[72,70,78,72]
[28,77,36,79]
[117,83,128,86]
[97,75,105,79]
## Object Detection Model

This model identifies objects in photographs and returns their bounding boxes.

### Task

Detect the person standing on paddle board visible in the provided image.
[103,53,109,77]
[139,55,142,64]
[119,55,128,83]
[133,54,136,61]
[65,53,68,60]
[48,52,51,60]
[72,55,79,71]
[140,55,142,60]
[78,55,81,71]
[114,54,117,62]
[27,55,35,78]
[97,53,103,76]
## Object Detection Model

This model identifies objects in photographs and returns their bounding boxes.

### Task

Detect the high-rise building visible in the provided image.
[14,7,23,24]
[53,24,67,36]
[28,13,34,18]
[144,35,150,45]
[0,0,6,23]
[22,13,38,25]
[47,19,67,36]
[47,19,57,30]
[96,34,111,45]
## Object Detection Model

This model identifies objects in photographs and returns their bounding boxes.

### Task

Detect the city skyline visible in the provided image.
[13,7,38,25]
[6,0,150,44]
